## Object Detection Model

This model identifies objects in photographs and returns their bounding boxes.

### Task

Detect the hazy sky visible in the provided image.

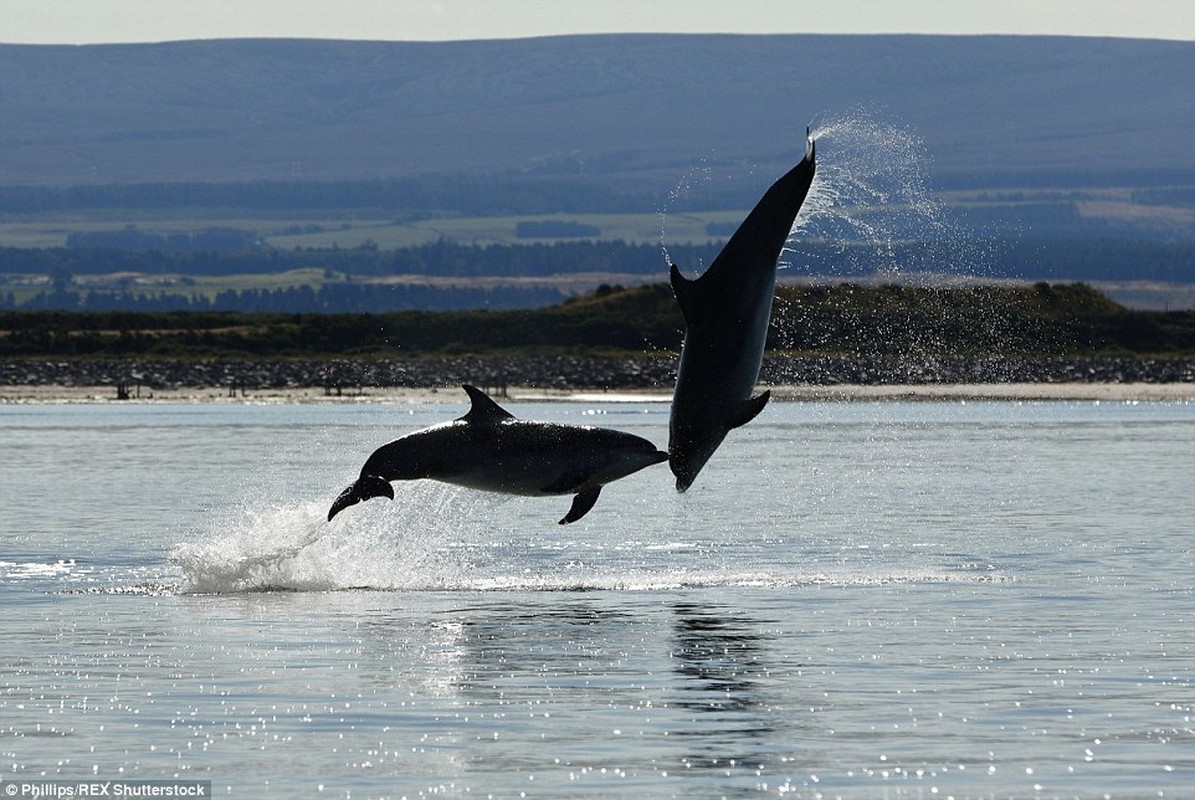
[4,0,1194,44]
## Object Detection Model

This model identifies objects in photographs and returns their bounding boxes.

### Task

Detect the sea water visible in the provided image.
[1,398,1193,798]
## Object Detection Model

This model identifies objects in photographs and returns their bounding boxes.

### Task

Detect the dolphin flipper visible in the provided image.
[559,487,601,525]
[730,390,771,429]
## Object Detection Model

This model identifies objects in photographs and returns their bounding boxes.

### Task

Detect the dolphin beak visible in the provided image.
[670,456,695,493]
[327,475,395,521]
[669,450,698,493]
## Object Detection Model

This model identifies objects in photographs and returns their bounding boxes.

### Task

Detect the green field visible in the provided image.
[0,210,750,250]
[1,268,335,307]
[6,180,1192,251]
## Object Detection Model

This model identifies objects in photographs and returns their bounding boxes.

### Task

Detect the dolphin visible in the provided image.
[328,385,668,524]
[668,132,817,491]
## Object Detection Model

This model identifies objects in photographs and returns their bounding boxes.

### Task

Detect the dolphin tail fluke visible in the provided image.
[730,390,771,430]
[559,487,602,525]
[327,474,395,521]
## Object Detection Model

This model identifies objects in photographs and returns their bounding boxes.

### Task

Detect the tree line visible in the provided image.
[64,227,260,252]
[3,236,1195,298]
[3,283,1192,359]
[6,282,564,314]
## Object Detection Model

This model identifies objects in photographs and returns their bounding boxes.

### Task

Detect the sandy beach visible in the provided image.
[3,381,1192,405]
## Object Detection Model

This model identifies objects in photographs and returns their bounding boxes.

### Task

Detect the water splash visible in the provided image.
[171,484,503,594]
[794,110,990,279]
[657,158,715,271]
[165,484,1012,594]
[658,110,992,281]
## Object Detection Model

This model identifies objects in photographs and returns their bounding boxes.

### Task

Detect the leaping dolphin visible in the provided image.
[668,132,817,491]
[328,385,668,524]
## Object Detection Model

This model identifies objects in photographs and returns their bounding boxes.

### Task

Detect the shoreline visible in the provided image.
[3,382,1192,405]
[4,354,1194,405]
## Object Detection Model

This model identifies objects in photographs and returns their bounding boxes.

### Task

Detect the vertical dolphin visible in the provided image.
[668,132,817,491]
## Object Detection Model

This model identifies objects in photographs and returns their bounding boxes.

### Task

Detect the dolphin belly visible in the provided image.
[434,429,668,497]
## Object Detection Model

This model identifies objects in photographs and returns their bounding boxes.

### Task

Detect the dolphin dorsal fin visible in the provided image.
[670,261,702,323]
[461,385,516,424]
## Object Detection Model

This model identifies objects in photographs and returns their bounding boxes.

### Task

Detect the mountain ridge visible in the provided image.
[2,34,1192,187]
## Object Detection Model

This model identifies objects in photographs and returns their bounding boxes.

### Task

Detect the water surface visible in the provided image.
[2,398,1192,798]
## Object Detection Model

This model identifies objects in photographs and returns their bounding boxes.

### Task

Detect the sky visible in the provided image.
[3,0,1194,44]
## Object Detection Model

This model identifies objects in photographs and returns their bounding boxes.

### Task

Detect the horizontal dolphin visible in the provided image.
[668,132,817,491]
[328,385,668,524]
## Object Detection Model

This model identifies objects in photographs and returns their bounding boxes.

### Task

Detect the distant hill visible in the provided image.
[2,34,1193,188]
[4,283,1194,361]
